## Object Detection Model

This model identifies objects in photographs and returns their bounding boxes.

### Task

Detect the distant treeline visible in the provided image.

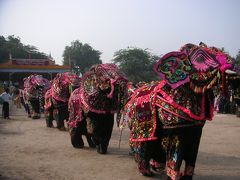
[0,35,48,64]
[1,35,240,83]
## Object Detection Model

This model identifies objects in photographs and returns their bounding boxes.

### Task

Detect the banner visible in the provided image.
[12,59,49,66]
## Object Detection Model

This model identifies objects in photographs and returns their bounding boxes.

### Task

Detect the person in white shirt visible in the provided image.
[0,88,11,119]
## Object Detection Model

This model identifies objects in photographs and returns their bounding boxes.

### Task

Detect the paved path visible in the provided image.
[0,103,240,180]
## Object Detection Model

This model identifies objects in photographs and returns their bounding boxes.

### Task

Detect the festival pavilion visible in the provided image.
[0,57,70,88]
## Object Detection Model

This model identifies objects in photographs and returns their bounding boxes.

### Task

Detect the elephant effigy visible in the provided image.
[44,72,81,130]
[68,63,128,154]
[24,74,51,119]
[122,43,235,179]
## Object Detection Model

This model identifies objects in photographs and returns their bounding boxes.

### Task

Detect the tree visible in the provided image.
[62,40,102,75]
[0,35,48,64]
[112,47,160,84]
[0,36,8,63]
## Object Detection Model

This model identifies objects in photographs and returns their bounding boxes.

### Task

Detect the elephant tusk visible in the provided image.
[225,69,237,74]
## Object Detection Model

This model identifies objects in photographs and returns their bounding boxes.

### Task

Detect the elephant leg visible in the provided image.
[45,108,54,128]
[89,112,114,154]
[30,99,41,119]
[56,105,68,131]
[149,117,166,172]
[56,111,65,130]
[182,125,204,180]
[54,109,62,130]
[69,121,85,148]
[163,129,184,180]
[25,103,31,117]
[101,113,114,153]
[148,139,166,173]
[131,141,153,177]
[80,117,96,148]
[85,134,96,148]
[34,99,40,117]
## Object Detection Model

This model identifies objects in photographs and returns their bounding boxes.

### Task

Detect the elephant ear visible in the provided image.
[154,51,191,89]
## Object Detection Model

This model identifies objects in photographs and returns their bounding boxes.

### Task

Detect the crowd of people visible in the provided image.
[0,82,32,119]
[214,85,240,115]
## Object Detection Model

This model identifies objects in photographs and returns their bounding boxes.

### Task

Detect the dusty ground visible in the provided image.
[0,102,240,180]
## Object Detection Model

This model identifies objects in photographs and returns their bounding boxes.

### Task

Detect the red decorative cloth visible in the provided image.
[44,72,81,110]
[68,64,128,127]
[23,74,50,99]
[124,80,211,142]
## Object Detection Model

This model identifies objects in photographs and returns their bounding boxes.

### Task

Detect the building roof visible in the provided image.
[0,59,70,73]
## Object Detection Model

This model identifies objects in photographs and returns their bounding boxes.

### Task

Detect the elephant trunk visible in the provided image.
[107,79,117,99]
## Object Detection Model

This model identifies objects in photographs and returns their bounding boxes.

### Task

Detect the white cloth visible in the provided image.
[0,92,11,103]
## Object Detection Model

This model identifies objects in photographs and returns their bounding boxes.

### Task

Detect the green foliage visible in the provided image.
[62,40,102,75]
[0,35,48,64]
[112,47,160,84]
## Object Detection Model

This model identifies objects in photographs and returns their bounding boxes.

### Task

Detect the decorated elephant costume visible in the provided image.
[23,74,50,119]
[122,43,234,179]
[68,63,128,154]
[44,72,81,130]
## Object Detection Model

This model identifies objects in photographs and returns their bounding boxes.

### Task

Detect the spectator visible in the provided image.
[0,88,11,119]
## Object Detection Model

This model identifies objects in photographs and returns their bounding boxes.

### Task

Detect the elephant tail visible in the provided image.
[107,78,117,99]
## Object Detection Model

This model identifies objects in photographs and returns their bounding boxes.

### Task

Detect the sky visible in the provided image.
[0,0,240,65]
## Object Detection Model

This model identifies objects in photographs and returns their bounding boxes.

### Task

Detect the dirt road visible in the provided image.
[0,103,240,180]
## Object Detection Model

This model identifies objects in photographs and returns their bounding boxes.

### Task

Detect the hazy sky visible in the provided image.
[0,0,240,65]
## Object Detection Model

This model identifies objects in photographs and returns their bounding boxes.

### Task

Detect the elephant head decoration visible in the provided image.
[68,63,128,154]
[24,74,51,119]
[44,72,81,130]
[123,43,234,179]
